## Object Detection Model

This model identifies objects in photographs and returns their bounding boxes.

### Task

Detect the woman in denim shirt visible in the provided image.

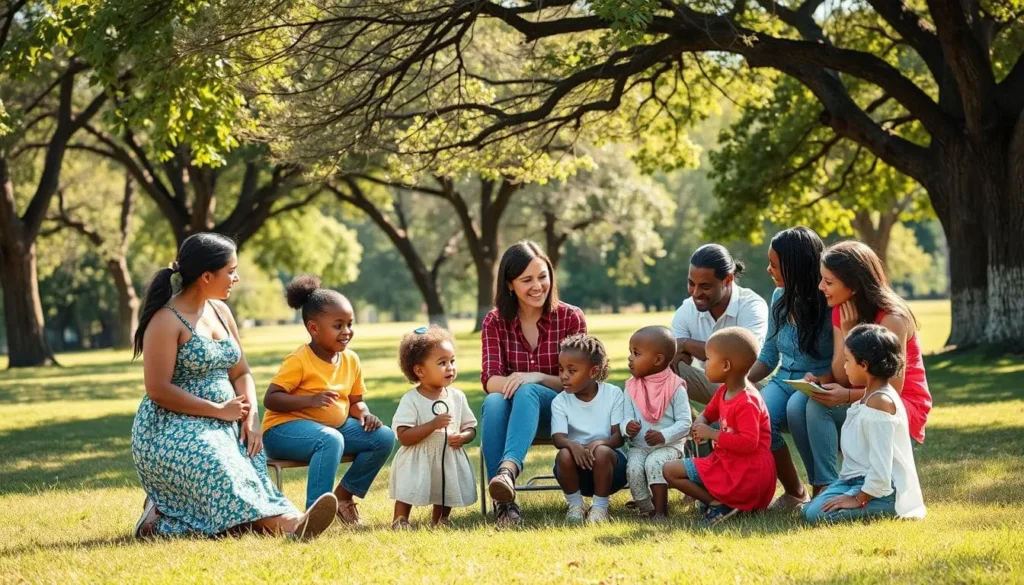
[748,227,835,510]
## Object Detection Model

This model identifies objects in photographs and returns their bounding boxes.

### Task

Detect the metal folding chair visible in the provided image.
[478,437,560,516]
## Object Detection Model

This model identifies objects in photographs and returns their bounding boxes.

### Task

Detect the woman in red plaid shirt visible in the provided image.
[480,240,587,526]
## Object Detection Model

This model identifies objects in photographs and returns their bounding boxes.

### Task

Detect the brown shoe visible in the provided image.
[488,469,516,504]
[336,499,363,525]
[291,493,338,541]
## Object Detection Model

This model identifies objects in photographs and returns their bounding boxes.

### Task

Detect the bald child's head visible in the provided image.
[628,325,677,379]
[705,327,759,382]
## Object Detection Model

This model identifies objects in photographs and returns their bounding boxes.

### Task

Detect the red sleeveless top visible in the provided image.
[833,307,931,442]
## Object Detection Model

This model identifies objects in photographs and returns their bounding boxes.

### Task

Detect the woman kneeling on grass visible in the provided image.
[131,234,335,540]
[804,324,925,524]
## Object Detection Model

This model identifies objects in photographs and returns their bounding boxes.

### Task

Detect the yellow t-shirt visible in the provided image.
[262,345,367,432]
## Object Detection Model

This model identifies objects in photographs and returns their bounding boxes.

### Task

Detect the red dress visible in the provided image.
[694,385,777,512]
[832,308,932,443]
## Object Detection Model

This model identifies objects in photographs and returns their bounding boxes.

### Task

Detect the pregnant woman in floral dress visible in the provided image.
[131,233,336,540]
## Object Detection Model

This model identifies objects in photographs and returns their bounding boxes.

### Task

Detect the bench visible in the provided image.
[267,455,355,491]
[478,437,560,516]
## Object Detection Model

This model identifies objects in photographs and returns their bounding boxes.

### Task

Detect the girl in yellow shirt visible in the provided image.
[262,275,395,525]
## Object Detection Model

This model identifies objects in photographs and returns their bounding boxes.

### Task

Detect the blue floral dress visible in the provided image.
[131,303,296,536]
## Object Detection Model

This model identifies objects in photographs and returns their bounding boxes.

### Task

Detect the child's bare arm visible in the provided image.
[396,414,450,447]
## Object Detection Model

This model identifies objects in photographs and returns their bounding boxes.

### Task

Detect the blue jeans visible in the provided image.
[263,418,395,508]
[480,383,556,479]
[803,476,897,525]
[762,378,849,486]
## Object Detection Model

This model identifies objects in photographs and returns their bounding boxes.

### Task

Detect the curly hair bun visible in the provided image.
[285,274,322,309]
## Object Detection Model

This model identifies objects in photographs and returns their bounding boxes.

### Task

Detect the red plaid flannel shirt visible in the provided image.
[480,302,587,389]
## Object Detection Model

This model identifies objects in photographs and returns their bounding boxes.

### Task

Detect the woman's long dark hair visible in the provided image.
[822,240,917,331]
[494,240,559,321]
[770,227,830,358]
[132,233,237,358]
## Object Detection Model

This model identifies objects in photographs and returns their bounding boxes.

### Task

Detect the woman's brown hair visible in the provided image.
[821,240,917,332]
[494,240,559,322]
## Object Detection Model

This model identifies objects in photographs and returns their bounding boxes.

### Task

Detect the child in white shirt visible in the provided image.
[551,334,626,524]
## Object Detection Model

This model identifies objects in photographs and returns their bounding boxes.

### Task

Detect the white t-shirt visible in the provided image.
[550,382,625,445]
[669,284,769,368]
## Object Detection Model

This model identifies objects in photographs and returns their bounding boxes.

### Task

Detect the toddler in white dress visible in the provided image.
[390,325,477,529]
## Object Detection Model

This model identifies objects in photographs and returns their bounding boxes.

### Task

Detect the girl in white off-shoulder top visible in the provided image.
[804,324,925,524]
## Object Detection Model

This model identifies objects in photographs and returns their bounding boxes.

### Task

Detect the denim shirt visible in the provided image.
[758,288,833,379]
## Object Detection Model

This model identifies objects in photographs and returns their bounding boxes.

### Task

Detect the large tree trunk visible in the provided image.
[851,209,896,269]
[107,256,139,349]
[0,240,55,367]
[930,140,990,348]
[984,111,1024,345]
[473,249,497,332]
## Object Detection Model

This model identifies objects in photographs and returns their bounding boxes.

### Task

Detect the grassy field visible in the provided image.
[1,300,1023,584]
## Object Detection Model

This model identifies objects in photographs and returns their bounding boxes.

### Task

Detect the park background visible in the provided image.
[1,1,1023,583]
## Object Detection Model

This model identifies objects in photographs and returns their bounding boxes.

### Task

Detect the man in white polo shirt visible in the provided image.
[670,244,769,405]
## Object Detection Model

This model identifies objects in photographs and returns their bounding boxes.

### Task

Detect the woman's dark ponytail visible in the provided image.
[133,268,175,359]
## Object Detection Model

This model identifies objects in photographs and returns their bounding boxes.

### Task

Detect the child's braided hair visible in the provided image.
[559,333,610,381]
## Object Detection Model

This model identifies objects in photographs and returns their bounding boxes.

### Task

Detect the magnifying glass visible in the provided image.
[432,400,450,510]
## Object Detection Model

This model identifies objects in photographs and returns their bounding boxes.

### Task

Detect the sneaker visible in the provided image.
[336,499,363,525]
[291,493,338,540]
[134,496,159,539]
[767,492,810,511]
[488,469,517,504]
[496,502,522,527]
[587,507,611,523]
[703,503,739,526]
[565,504,587,523]
[695,500,709,518]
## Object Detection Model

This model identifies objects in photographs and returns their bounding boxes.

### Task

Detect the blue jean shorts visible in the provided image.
[553,448,628,497]
[682,457,704,487]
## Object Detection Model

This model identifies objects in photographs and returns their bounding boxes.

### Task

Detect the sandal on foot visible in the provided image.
[336,499,363,525]
[392,518,412,531]
[291,493,337,541]
[703,503,739,526]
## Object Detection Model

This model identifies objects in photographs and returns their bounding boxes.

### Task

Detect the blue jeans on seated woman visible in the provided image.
[481,383,556,479]
[803,476,896,524]
[762,377,849,486]
[263,417,395,508]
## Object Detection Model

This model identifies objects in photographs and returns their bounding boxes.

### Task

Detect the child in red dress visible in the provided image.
[664,327,777,525]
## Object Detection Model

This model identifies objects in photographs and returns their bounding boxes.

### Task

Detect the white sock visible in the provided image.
[565,491,584,507]
[592,496,609,511]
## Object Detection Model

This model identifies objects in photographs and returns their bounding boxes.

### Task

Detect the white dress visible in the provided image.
[389,387,478,507]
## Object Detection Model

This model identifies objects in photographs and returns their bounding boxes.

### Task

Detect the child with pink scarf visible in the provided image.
[621,326,692,518]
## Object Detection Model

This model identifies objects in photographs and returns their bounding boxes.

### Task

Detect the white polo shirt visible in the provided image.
[669,284,769,368]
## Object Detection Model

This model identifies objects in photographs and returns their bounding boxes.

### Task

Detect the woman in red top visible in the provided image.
[809,241,932,443]
[480,240,587,525]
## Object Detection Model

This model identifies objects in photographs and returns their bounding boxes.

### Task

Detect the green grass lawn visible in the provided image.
[1,300,1023,584]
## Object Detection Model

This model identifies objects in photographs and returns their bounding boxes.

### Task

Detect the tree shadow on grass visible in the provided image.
[800,551,1014,583]
[0,535,136,558]
[0,413,138,495]
[916,423,1024,505]
[924,353,1024,406]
